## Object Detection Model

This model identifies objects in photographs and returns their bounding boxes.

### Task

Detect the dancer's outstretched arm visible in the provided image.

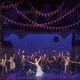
[13,54,15,59]
[38,56,41,63]
[18,49,21,58]
[62,54,65,60]
[26,60,35,65]
[47,59,54,63]
[4,54,7,62]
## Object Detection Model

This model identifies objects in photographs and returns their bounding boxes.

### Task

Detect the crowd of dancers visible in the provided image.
[0,49,80,77]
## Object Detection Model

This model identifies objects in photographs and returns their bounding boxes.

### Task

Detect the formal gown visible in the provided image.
[35,62,44,77]
[9,58,15,70]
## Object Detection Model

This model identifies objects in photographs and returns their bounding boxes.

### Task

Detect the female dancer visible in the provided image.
[62,54,70,73]
[8,54,16,71]
[27,56,44,77]
[0,54,7,75]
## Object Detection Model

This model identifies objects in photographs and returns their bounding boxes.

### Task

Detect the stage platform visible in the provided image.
[2,72,80,80]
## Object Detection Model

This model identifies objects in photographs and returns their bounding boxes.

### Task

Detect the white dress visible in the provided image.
[9,59,15,70]
[35,62,44,77]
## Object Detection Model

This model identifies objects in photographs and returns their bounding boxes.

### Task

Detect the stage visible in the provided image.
[0,0,80,80]
[3,72,80,80]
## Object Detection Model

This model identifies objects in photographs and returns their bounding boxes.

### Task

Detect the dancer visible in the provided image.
[18,50,28,75]
[41,54,50,73]
[0,54,7,75]
[18,50,26,69]
[27,56,44,77]
[8,54,16,71]
[62,54,70,73]
[49,53,57,72]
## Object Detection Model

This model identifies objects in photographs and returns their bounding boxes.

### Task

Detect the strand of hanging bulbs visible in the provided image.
[41,2,80,26]
[27,0,65,17]
[1,0,80,27]
[1,14,80,31]
[0,0,24,9]
[0,1,80,31]
[13,2,80,27]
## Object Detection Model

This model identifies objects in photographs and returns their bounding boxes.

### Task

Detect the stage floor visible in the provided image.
[2,72,80,80]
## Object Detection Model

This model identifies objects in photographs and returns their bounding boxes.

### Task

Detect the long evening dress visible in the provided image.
[35,62,44,77]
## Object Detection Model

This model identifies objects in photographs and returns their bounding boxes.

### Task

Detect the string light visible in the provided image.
[1,14,80,31]
[0,1,80,31]
[1,0,80,27]
[0,0,24,9]
[41,2,80,26]
[11,3,39,26]
[27,0,65,17]
[12,2,80,28]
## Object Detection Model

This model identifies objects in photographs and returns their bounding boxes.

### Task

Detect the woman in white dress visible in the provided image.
[8,54,16,71]
[27,56,44,77]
